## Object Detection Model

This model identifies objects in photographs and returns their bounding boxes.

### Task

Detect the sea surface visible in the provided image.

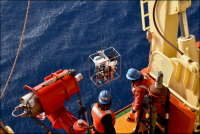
[1,1,199,133]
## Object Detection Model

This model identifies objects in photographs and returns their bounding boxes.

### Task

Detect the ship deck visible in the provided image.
[115,104,136,133]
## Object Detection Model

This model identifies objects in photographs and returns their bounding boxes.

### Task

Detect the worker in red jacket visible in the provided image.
[126,68,151,133]
[90,90,116,134]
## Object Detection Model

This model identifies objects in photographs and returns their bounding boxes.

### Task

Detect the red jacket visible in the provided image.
[91,103,115,133]
[132,73,151,110]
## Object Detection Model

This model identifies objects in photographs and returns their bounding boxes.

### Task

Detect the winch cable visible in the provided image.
[0,0,31,100]
[153,0,184,55]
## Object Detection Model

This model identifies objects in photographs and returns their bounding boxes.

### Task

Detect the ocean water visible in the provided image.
[1,1,199,133]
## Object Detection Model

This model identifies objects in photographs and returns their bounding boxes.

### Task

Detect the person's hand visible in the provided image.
[131,83,134,89]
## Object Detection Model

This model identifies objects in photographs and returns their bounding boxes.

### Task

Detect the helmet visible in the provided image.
[98,90,112,104]
[126,68,141,80]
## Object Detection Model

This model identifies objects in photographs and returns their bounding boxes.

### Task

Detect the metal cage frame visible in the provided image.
[88,47,122,87]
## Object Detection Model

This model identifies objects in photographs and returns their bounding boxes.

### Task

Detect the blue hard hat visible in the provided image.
[98,90,112,104]
[126,68,141,80]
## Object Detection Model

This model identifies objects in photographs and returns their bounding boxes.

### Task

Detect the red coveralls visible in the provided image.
[128,73,151,132]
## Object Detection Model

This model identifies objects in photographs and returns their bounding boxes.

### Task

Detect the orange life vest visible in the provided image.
[91,103,115,133]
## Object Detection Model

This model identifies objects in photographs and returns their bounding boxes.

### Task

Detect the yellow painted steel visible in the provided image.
[168,1,191,15]
[148,51,173,87]
[140,0,150,31]
[5,126,14,134]
[178,35,199,63]
[0,120,14,134]
[146,0,179,58]
[115,112,136,133]
[141,0,199,131]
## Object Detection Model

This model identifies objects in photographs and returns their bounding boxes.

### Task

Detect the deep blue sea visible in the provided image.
[1,1,199,133]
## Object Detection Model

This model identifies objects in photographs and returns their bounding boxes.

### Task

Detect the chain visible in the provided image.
[77,92,83,106]
[77,92,88,121]
[69,126,75,134]
[27,112,54,134]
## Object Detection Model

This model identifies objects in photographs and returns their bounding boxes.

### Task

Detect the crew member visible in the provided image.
[90,90,116,134]
[126,68,151,133]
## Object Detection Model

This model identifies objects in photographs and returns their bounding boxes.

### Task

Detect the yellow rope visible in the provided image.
[0,0,30,100]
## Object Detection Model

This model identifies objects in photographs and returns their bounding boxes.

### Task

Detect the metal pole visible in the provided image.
[179,11,190,39]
